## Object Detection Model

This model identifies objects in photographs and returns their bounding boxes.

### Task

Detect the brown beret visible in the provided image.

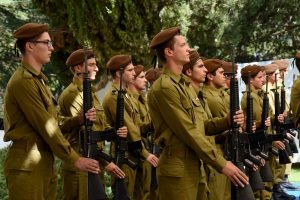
[66,49,94,67]
[183,50,201,72]
[106,54,132,71]
[295,52,300,59]
[264,63,278,74]
[13,23,49,39]
[203,59,223,73]
[222,61,237,74]
[241,65,262,78]
[150,27,180,49]
[272,60,289,71]
[145,68,163,83]
[134,65,144,77]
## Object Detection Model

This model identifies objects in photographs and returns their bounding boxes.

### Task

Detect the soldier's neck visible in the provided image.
[165,60,183,76]
[22,55,42,74]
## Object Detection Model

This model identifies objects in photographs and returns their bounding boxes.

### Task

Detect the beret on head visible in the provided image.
[106,55,132,71]
[222,61,237,74]
[66,49,94,67]
[272,60,289,71]
[134,65,144,77]
[145,68,163,83]
[203,59,223,73]
[150,27,180,50]
[241,65,262,79]
[264,63,278,74]
[183,50,201,72]
[295,52,300,59]
[13,23,49,39]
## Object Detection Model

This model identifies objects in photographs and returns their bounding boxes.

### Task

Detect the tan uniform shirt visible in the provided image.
[4,63,79,170]
[147,68,227,172]
[291,76,300,129]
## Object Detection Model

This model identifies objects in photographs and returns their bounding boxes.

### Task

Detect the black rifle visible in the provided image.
[245,73,264,191]
[80,47,114,200]
[227,48,255,200]
[273,74,291,164]
[280,74,298,153]
[114,67,137,200]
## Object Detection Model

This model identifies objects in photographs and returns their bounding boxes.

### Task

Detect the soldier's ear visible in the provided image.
[207,73,213,81]
[25,41,34,52]
[186,68,192,77]
[164,47,173,57]
[115,70,121,78]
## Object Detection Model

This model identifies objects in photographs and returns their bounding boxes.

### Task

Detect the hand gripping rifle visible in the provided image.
[81,47,117,200]
[114,66,137,200]
[245,73,264,192]
[228,48,255,200]
[273,73,291,164]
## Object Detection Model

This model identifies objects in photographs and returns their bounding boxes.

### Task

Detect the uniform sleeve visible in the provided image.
[291,80,300,128]
[204,117,230,136]
[150,86,227,172]
[58,91,82,134]
[13,78,79,164]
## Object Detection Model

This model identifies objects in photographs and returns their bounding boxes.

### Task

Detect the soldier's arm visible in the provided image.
[14,78,79,164]
[204,117,230,136]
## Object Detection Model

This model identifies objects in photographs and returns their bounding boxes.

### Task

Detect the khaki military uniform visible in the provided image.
[130,92,157,200]
[58,77,110,200]
[3,63,79,200]
[201,85,231,200]
[147,68,227,200]
[291,76,300,132]
[102,83,147,199]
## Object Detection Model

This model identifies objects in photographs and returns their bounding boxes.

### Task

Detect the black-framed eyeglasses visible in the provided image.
[30,40,53,48]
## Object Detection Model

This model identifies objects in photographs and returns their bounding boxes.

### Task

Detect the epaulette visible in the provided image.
[23,69,33,79]
[160,74,170,89]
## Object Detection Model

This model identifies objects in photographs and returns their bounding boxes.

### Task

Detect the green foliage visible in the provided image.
[0,147,8,200]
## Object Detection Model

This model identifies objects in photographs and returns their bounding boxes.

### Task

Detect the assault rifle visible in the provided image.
[114,66,137,200]
[273,74,291,164]
[227,48,255,200]
[80,48,117,200]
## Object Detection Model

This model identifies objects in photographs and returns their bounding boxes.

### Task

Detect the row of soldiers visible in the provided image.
[3,22,300,200]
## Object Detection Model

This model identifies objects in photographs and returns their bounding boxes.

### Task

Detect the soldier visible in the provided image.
[58,49,127,200]
[291,53,300,135]
[3,23,99,200]
[128,65,159,200]
[102,55,154,199]
[182,50,245,200]
[147,26,248,200]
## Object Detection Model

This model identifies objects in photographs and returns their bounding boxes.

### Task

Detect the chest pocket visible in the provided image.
[36,79,58,117]
[180,94,196,124]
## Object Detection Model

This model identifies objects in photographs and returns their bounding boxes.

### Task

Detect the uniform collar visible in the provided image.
[163,68,191,85]
[22,62,48,82]
[72,77,96,92]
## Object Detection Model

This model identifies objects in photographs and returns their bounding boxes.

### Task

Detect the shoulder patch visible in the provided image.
[160,74,171,89]
[23,70,33,79]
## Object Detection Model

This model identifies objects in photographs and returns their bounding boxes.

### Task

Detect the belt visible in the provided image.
[163,146,198,159]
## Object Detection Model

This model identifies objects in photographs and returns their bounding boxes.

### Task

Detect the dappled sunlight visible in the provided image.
[45,117,59,137]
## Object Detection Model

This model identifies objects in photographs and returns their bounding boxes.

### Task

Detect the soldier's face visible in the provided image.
[170,35,190,65]
[188,59,207,84]
[251,71,264,89]
[77,58,98,80]
[123,63,136,85]
[211,67,226,88]
[29,32,54,65]
[134,71,147,91]
[268,70,279,84]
